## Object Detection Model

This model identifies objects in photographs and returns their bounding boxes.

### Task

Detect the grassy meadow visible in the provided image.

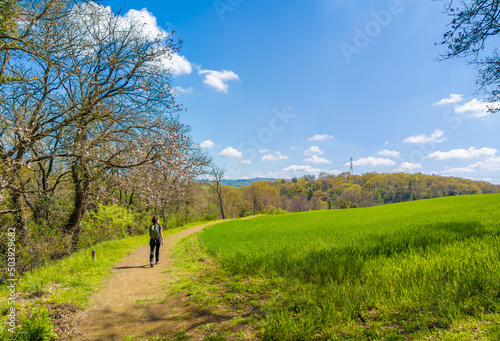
[199,194,500,340]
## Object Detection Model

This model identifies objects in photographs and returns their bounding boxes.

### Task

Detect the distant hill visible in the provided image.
[221,178,278,187]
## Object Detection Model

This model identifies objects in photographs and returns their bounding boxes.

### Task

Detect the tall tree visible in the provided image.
[0,0,89,236]
[0,0,208,249]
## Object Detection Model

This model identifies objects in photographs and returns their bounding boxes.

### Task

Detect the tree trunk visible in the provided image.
[161,206,166,225]
[65,191,86,250]
[11,191,27,240]
[64,161,90,251]
[128,191,134,208]
[10,147,28,239]
[217,190,225,219]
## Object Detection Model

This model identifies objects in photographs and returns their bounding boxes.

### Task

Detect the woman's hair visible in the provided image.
[152,216,159,224]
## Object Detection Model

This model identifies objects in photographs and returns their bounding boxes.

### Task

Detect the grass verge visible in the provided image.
[162,231,268,340]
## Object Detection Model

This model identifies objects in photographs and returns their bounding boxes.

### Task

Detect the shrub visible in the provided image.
[201,214,217,222]
[167,214,187,229]
[0,307,59,341]
[263,206,286,215]
[80,204,143,248]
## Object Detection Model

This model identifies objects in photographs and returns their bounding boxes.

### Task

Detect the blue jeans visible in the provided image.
[150,237,161,263]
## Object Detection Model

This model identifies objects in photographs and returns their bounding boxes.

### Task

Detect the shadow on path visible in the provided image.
[113,264,150,270]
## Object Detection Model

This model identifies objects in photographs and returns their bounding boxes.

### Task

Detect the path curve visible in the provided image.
[71,221,222,340]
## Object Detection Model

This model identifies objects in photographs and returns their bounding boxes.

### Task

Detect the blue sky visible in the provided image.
[107,0,500,183]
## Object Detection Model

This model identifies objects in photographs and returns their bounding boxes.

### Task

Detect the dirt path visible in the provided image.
[68,221,226,341]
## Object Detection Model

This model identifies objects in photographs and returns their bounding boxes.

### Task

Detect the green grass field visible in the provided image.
[200,194,500,340]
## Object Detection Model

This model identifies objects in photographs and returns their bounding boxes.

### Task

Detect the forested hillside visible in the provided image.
[202,172,500,220]
[272,172,500,210]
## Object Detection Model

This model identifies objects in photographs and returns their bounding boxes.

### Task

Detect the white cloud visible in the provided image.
[377,150,400,158]
[241,160,252,164]
[441,167,476,175]
[471,156,500,171]
[289,146,303,151]
[396,162,422,172]
[167,54,193,76]
[262,151,289,161]
[347,157,396,167]
[258,149,269,153]
[304,146,324,156]
[433,94,463,106]
[304,155,332,164]
[282,165,324,174]
[200,140,215,148]
[403,129,447,144]
[441,156,500,176]
[280,165,342,177]
[199,69,239,93]
[428,147,497,160]
[121,8,192,76]
[455,98,500,118]
[218,146,242,159]
[384,141,390,145]
[123,8,167,40]
[308,134,334,141]
[174,86,193,94]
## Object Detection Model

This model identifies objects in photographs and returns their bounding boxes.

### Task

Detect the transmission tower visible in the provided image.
[350,157,353,175]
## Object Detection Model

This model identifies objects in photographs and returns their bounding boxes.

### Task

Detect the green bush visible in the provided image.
[0,222,71,280]
[80,204,144,248]
[0,204,148,281]
[167,214,187,229]
[0,307,59,341]
[263,206,286,215]
[201,214,217,222]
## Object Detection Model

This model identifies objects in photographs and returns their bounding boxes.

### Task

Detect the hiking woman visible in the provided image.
[149,216,164,267]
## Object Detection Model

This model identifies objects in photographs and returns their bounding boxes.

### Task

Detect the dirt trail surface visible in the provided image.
[67,221,228,341]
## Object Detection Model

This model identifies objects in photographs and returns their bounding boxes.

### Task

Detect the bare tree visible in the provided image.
[206,165,226,219]
[438,0,500,110]
[0,0,93,236]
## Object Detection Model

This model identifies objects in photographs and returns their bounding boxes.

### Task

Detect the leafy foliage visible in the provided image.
[0,0,17,41]
[80,204,144,248]
[0,306,59,341]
